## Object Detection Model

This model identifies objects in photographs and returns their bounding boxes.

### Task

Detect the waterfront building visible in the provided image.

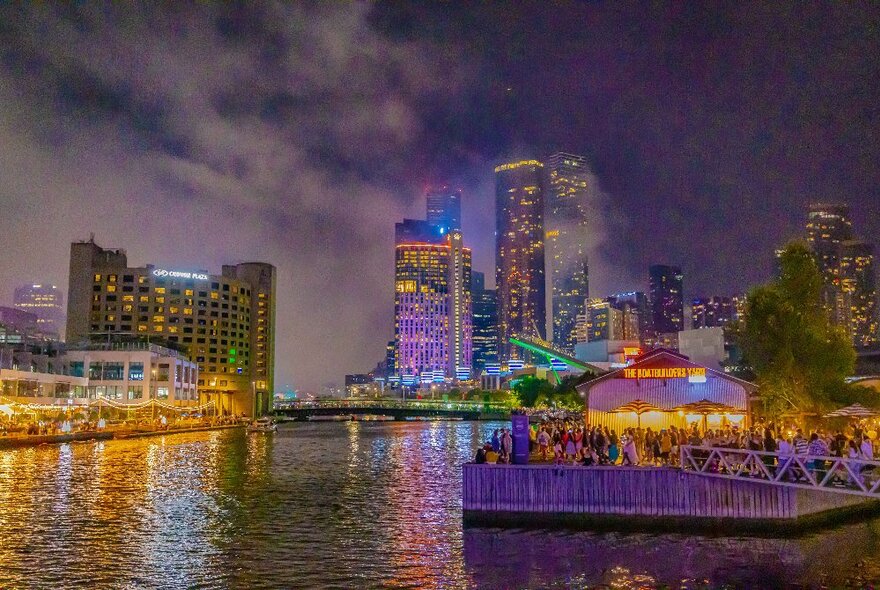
[544,152,591,352]
[495,159,546,359]
[425,186,462,233]
[13,284,65,340]
[64,342,198,406]
[471,271,498,374]
[394,223,472,380]
[649,265,684,335]
[65,238,275,416]
[691,296,736,329]
[577,348,755,433]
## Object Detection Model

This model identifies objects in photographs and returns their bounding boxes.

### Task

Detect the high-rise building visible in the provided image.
[394,222,472,379]
[649,265,684,335]
[395,218,445,244]
[13,284,65,340]
[65,237,276,416]
[607,291,652,343]
[585,299,623,342]
[691,296,736,329]
[840,241,877,348]
[425,186,462,233]
[805,204,878,348]
[471,271,498,373]
[495,159,546,359]
[544,152,591,352]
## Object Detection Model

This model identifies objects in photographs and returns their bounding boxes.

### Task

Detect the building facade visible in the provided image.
[649,264,684,335]
[394,225,472,380]
[544,152,591,352]
[65,238,275,416]
[13,284,65,340]
[607,291,652,343]
[805,204,878,348]
[495,160,546,359]
[471,271,498,373]
[691,296,736,329]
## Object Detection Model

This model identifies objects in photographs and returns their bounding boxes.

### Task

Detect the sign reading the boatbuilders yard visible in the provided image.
[622,367,706,379]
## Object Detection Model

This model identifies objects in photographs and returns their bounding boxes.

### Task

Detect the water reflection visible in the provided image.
[0,422,878,589]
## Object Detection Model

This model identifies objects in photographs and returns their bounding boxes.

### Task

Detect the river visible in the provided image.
[0,421,879,589]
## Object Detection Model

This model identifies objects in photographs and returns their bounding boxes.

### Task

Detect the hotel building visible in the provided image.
[65,238,275,416]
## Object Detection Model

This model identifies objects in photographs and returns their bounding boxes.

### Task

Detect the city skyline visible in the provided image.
[2,4,880,390]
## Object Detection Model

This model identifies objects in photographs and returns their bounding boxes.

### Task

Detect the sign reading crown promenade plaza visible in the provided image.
[152,268,210,280]
[622,367,706,379]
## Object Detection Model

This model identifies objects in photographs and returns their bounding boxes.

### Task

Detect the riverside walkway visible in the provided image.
[463,446,880,531]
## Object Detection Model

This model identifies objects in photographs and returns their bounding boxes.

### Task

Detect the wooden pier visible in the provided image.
[462,463,880,532]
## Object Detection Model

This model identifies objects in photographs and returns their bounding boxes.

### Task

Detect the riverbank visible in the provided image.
[0,424,243,450]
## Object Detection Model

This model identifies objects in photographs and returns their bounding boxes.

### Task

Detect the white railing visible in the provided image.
[680,444,880,498]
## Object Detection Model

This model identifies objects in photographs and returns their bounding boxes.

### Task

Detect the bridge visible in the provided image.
[274,399,511,421]
[681,444,880,498]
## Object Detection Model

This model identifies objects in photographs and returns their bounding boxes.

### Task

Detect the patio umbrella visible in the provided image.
[823,403,879,419]
[672,399,743,433]
[609,399,663,429]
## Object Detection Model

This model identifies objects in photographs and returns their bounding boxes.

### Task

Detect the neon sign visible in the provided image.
[623,367,706,379]
[152,269,209,280]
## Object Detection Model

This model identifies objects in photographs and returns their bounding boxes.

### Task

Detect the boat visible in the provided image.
[247,417,277,433]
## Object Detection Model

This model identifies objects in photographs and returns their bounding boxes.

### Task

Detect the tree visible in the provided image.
[512,376,555,407]
[739,241,857,416]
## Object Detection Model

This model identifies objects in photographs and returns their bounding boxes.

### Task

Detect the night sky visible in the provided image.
[1,4,878,391]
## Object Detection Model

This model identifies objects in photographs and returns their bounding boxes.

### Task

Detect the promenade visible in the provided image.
[0,421,243,450]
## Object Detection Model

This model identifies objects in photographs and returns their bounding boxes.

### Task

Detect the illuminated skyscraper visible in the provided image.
[544,152,591,352]
[425,186,462,233]
[839,241,877,348]
[649,265,684,335]
[495,160,546,359]
[471,271,498,372]
[805,204,878,348]
[13,284,65,340]
[394,221,472,379]
[607,291,652,343]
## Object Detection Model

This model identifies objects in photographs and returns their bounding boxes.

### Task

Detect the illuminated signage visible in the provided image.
[623,347,642,357]
[623,367,706,379]
[152,269,209,280]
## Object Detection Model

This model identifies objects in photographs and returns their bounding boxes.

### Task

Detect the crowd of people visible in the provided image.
[474,416,877,475]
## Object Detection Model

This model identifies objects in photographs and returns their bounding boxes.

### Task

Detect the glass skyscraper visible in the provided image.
[425,186,462,233]
[495,160,546,359]
[545,152,591,352]
[470,271,498,372]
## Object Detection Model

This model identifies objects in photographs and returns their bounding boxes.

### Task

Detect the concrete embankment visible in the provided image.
[462,463,880,533]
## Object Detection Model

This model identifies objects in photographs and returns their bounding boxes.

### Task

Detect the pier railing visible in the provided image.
[680,444,880,498]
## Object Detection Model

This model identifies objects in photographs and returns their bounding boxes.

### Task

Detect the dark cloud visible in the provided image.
[0,3,878,390]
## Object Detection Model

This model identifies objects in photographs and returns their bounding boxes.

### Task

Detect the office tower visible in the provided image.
[495,159,546,359]
[607,291,652,343]
[394,222,472,379]
[732,294,747,322]
[806,203,853,281]
[471,271,498,373]
[691,296,736,329]
[840,241,877,348]
[66,237,276,415]
[544,152,591,352]
[13,284,65,340]
[649,265,684,335]
[425,186,462,233]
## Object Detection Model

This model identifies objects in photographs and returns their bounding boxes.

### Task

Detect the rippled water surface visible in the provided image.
[1,421,880,589]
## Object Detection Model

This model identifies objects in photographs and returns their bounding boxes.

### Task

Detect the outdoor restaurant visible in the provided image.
[575,349,757,433]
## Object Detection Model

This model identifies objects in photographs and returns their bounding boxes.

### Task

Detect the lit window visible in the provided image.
[155,287,166,294]
[106,285,117,293]
[94,274,102,282]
